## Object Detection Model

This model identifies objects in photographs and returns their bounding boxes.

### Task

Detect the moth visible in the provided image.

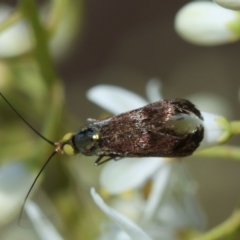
[58,98,204,165]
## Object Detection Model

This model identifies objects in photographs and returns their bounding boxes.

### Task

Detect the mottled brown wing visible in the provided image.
[96,99,203,158]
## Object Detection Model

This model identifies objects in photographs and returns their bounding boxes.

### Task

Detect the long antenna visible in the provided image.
[18,150,57,225]
[0,92,59,221]
[0,92,55,146]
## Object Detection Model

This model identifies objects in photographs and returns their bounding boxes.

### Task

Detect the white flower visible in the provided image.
[0,5,32,57]
[0,161,33,224]
[91,164,205,240]
[91,162,206,240]
[174,1,240,46]
[213,0,240,10]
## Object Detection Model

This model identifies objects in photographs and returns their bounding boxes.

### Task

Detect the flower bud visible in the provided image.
[175,1,240,45]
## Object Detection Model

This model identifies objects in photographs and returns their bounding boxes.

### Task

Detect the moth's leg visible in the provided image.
[94,156,114,166]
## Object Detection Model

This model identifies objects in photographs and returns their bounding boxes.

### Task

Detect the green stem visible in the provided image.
[227,14,240,38]
[230,121,240,135]
[193,209,240,240]
[19,0,57,87]
[35,81,64,162]
[46,0,69,37]
[194,145,240,161]
[19,0,65,163]
[0,8,23,33]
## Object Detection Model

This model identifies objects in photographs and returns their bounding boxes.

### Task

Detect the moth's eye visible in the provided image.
[63,144,75,156]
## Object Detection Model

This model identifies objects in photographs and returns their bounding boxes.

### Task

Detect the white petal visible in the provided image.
[25,201,64,240]
[146,78,163,102]
[179,193,206,230]
[100,158,165,194]
[142,223,178,240]
[91,188,153,240]
[155,164,206,230]
[0,4,33,57]
[97,223,132,240]
[110,194,144,222]
[200,112,231,148]
[156,197,205,230]
[188,92,232,118]
[87,85,148,114]
[142,162,172,222]
[175,1,239,45]
[213,0,240,10]
[0,161,33,224]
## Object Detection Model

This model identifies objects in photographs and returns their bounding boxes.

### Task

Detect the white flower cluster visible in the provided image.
[175,0,240,45]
